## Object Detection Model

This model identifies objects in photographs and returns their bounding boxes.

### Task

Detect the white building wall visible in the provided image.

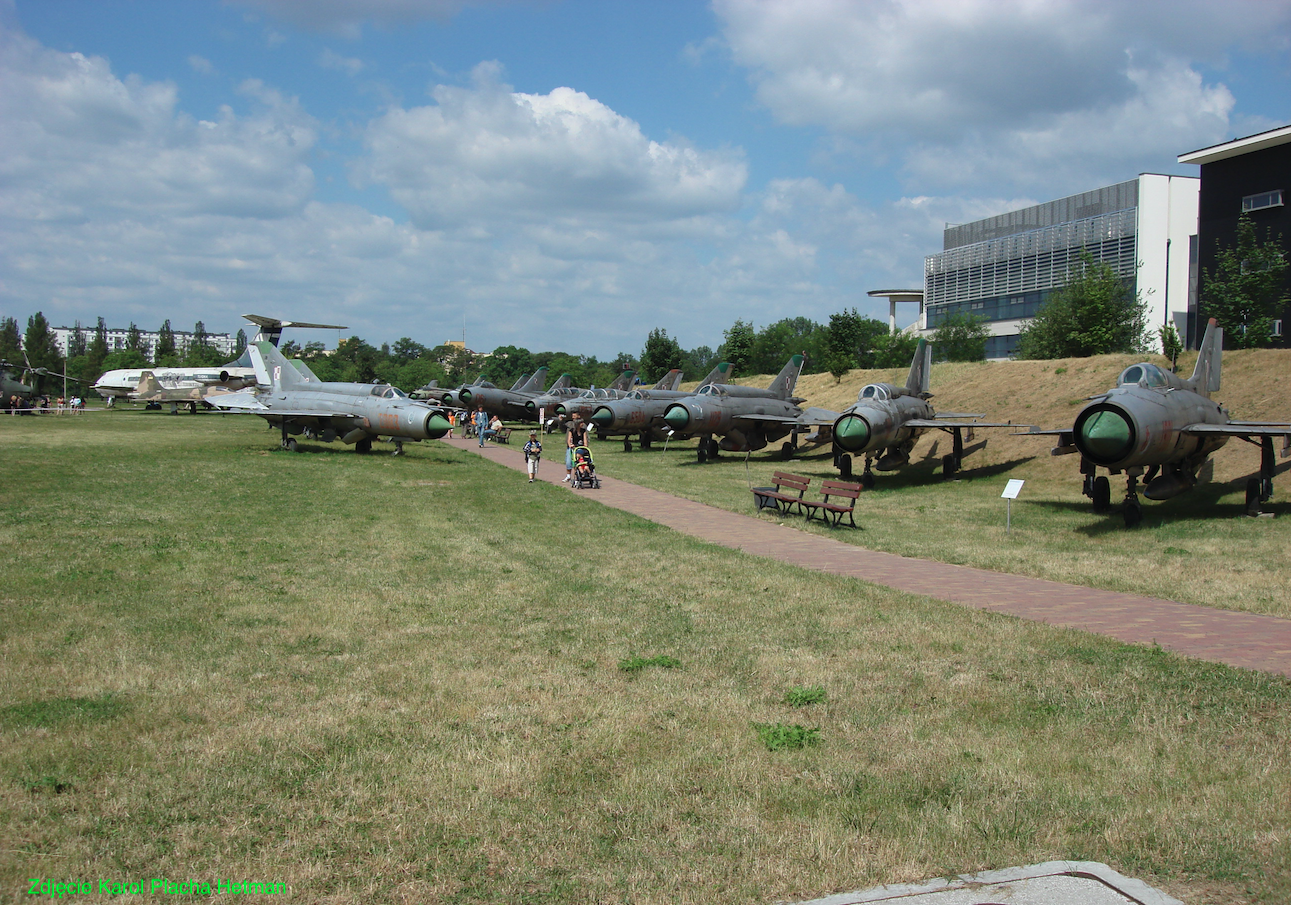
[1134,174,1199,349]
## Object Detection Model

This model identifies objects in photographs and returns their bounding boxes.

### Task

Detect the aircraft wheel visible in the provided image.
[942,453,957,479]
[1122,501,1143,528]
[838,454,852,479]
[1091,476,1111,512]
[285,438,298,453]
[860,471,875,490]
[623,437,632,453]
[697,443,707,464]
[1245,477,1262,516]
[640,433,652,450]
[780,441,794,460]
[355,438,373,454]
[707,438,721,459]
[189,402,198,414]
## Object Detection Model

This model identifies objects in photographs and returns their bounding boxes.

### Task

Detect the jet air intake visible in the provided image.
[663,404,692,432]
[1074,404,1135,466]
[832,413,872,453]
[589,406,614,429]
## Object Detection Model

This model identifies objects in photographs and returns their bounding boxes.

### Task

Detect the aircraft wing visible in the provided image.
[210,392,363,420]
[906,419,1022,430]
[934,412,985,420]
[1181,423,1291,437]
[209,391,265,412]
[796,406,840,425]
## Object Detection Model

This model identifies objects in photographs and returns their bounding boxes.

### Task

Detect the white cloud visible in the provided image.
[188,54,215,75]
[318,47,363,76]
[715,0,1290,193]
[357,63,748,231]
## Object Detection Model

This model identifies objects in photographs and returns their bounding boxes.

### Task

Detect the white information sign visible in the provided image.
[1001,479,1025,500]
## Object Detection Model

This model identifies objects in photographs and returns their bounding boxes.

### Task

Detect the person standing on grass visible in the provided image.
[563,413,588,482]
[474,406,488,447]
[523,430,542,482]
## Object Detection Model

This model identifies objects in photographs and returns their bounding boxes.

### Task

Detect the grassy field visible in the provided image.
[2,410,1290,904]
[592,347,1291,620]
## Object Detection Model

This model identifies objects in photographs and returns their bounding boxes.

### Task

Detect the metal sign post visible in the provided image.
[1001,479,1024,534]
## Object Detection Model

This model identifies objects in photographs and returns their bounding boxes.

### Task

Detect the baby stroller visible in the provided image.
[571,445,600,489]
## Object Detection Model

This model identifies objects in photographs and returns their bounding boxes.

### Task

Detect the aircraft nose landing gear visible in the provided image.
[1121,473,1143,528]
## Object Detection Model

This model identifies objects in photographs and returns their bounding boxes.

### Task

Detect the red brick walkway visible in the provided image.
[446,435,1291,678]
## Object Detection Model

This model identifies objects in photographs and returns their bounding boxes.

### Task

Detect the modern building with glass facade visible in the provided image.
[922,174,1199,358]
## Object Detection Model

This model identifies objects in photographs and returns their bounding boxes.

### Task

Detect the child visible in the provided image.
[523,431,542,482]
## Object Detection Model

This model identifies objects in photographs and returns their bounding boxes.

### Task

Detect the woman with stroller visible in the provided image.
[563,413,588,483]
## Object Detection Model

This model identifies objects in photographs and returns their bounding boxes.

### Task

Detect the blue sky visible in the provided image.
[3,0,1290,359]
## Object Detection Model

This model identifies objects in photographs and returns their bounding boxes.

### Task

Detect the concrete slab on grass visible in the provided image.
[791,861,1185,905]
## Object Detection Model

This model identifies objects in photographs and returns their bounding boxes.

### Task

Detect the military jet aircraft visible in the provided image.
[410,380,439,400]
[92,315,347,405]
[129,370,251,414]
[525,370,630,431]
[457,367,563,420]
[550,370,642,423]
[211,341,450,455]
[830,339,1020,486]
[589,363,733,451]
[662,355,837,462]
[1031,318,1291,526]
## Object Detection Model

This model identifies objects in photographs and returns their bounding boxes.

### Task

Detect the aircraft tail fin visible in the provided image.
[289,358,321,383]
[1188,318,1222,397]
[548,373,572,391]
[518,367,549,394]
[700,361,733,386]
[508,373,529,392]
[651,368,683,390]
[135,370,162,396]
[905,339,932,396]
[253,341,308,391]
[609,369,636,392]
[767,354,805,399]
[222,346,254,370]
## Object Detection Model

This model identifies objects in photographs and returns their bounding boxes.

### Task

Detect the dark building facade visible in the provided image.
[1179,124,1291,348]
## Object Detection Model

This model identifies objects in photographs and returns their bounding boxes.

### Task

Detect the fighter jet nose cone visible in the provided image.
[833,414,870,452]
[1076,407,1134,464]
[590,407,612,428]
[663,405,690,432]
[425,412,451,439]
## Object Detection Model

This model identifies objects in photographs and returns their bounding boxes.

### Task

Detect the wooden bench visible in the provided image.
[751,472,812,515]
[493,427,513,444]
[800,479,863,528]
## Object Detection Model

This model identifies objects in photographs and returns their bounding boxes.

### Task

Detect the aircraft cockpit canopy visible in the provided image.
[858,384,891,401]
[627,390,646,400]
[1118,363,1169,388]
[697,384,724,396]
[370,385,407,399]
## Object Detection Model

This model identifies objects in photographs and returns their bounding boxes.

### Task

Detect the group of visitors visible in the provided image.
[6,394,84,414]
[443,404,591,487]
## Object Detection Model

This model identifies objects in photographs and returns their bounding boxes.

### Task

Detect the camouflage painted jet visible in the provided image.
[589,363,733,451]
[1030,319,1291,526]
[830,339,1019,486]
[662,355,836,462]
[129,370,252,414]
[211,341,450,455]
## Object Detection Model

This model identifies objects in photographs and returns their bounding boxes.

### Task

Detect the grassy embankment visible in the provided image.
[592,346,1291,620]
[1,409,1289,904]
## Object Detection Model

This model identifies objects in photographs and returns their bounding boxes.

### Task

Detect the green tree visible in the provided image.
[155,320,178,366]
[749,317,827,375]
[0,316,22,363]
[1158,324,1183,372]
[67,321,88,358]
[1201,215,1289,349]
[682,345,714,378]
[24,311,64,393]
[719,319,755,376]
[869,330,920,368]
[639,328,685,384]
[931,312,989,362]
[125,323,147,359]
[85,317,110,378]
[827,308,888,371]
[1016,251,1148,359]
[233,328,248,357]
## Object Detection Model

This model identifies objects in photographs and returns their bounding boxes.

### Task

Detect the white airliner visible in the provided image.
[92,315,346,405]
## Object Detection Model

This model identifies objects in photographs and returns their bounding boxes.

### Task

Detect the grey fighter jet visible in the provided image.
[662,355,836,462]
[129,370,253,414]
[830,339,1019,486]
[551,369,645,423]
[526,370,632,431]
[457,366,552,420]
[589,363,733,451]
[212,341,450,455]
[1033,318,1291,526]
